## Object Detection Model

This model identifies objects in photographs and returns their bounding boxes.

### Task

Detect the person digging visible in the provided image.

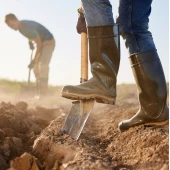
[62,1,169,131]
[5,14,55,99]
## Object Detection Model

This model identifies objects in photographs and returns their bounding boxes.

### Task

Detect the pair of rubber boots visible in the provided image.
[62,25,169,131]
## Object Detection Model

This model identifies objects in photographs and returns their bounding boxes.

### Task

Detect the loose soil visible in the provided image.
[0,85,168,170]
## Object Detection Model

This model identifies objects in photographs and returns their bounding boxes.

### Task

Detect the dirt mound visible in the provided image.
[0,102,61,170]
[21,104,170,170]
[0,100,168,170]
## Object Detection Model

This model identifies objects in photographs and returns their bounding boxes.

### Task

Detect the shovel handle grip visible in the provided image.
[81,32,88,83]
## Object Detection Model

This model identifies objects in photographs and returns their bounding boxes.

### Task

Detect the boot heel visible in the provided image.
[96,97,116,105]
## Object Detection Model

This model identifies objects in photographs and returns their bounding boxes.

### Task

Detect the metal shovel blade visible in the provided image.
[61,101,80,135]
[61,99,95,140]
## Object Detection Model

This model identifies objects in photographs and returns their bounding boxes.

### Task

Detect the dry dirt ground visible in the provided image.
[0,85,169,170]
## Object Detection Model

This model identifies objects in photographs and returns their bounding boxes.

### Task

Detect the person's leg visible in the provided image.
[39,40,55,97]
[62,0,120,104]
[117,0,168,130]
[81,0,114,26]
[117,0,156,54]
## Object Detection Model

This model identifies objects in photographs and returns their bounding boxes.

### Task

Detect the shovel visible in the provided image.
[27,50,34,88]
[61,33,95,140]
[20,49,36,96]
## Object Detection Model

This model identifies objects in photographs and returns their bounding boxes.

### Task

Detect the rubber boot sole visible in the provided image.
[144,119,169,126]
[119,119,169,132]
[62,92,116,105]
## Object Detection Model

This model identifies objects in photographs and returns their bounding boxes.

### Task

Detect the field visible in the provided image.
[0,79,168,170]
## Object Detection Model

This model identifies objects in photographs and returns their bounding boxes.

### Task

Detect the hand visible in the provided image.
[76,9,87,34]
[29,41,34,50]
[28,60,35,69]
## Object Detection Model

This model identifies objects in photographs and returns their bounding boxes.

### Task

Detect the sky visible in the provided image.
[0,0,169,85]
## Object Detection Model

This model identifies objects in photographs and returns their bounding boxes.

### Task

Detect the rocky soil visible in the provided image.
[0,84,168,170]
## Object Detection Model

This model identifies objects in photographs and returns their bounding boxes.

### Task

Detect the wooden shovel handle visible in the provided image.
[81,32,88,83]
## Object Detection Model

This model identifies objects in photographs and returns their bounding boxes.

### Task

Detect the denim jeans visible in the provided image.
[81,0,156,55]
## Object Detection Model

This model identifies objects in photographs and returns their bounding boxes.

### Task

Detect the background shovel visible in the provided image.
[20,49,37,96]
[61,32,95,140]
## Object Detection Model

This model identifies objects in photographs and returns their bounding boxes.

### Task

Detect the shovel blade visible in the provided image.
[61,99,95,140]
[61,101,80,135]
